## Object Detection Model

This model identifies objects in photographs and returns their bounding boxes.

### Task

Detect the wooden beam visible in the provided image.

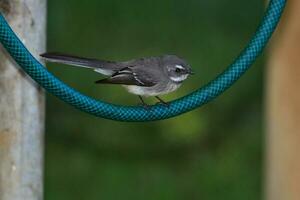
[0,0,46,199]
[265,1,300,200]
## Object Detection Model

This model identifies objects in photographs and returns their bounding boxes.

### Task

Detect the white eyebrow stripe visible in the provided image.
[175,65,184,69]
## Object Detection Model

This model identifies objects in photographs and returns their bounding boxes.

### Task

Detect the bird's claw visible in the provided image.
[155,102,170,107]
[138,103,150,110]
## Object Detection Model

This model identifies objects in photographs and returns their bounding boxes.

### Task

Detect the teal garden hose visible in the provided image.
[0,0,286,122]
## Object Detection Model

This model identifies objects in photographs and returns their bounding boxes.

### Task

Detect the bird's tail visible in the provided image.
[40,52,119,75]
[41,52,114,68]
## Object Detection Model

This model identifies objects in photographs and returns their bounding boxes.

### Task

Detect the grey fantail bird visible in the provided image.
[40,53,194,107]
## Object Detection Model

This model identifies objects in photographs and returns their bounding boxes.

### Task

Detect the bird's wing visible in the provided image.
[40,52,123,75]
[95,67,158,87]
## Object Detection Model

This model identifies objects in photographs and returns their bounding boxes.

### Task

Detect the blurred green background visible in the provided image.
[45,0,265,199]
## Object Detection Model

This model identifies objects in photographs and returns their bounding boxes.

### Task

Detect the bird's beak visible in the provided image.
[189,70,195,75]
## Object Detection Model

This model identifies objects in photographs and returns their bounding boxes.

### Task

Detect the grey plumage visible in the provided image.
[40,52,194,105]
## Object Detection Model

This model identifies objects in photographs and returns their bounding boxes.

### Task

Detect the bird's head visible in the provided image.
[162,55,194,83]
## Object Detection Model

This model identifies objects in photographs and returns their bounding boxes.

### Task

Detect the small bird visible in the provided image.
[40,53,194,107]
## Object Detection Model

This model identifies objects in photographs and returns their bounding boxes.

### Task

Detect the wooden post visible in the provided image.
[0,0,46,199]
[265,1,300,200]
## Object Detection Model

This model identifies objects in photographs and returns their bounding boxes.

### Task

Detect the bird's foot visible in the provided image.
[155,101,169,107]
[138,103,150,110]
[138,96,151,110]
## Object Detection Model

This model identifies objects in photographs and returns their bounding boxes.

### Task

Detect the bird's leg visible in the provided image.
[138,95,149,109]
[155,96,169,107]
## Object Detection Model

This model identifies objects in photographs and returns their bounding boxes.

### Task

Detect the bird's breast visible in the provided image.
[123,82,181,97]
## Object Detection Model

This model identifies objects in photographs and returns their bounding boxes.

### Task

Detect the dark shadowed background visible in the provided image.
[45,0,265,199]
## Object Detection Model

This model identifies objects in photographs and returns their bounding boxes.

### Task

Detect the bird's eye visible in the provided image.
[175,68,181,73]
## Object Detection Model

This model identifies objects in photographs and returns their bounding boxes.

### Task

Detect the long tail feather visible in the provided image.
[40,52,114,69]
